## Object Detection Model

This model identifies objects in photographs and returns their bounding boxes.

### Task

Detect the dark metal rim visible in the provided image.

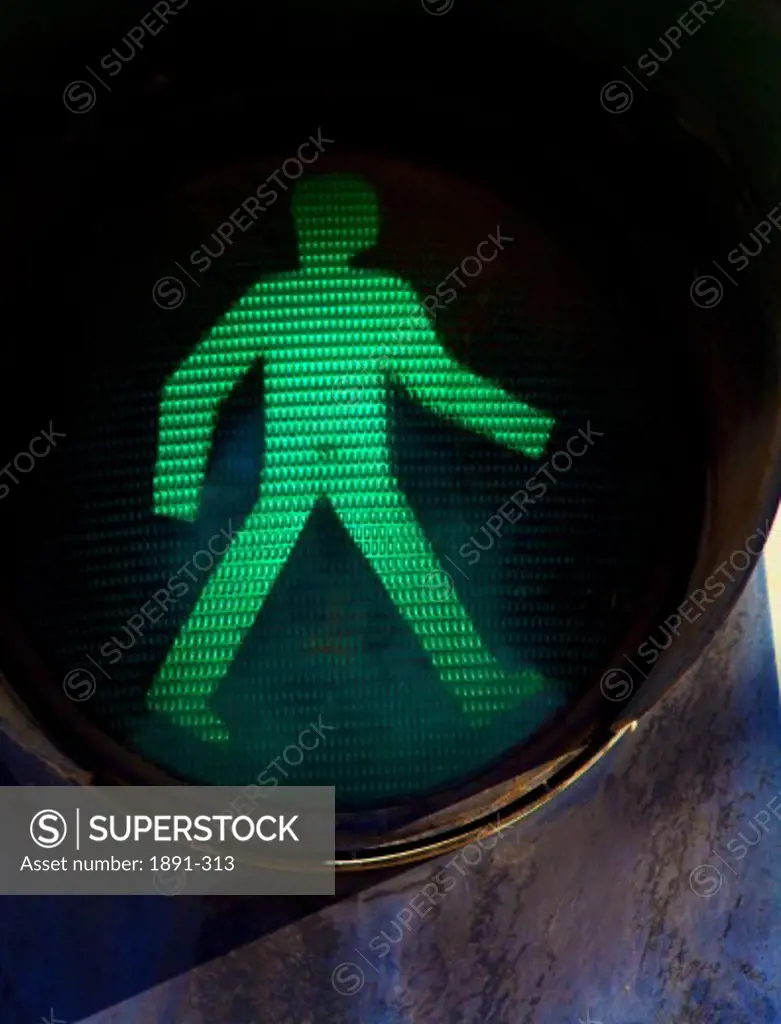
[0,0,779,866]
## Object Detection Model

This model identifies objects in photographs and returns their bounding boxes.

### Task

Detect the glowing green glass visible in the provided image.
[146,173,557,742]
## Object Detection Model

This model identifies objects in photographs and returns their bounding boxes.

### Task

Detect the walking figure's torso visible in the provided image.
[232,266,417,491]
[145,171,559,747]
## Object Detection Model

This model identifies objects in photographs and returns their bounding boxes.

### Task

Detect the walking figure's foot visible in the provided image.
[146,692,231,744]
[450,667,565,729]
[187,709,231,744]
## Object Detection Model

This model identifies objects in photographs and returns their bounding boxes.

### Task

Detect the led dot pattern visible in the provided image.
[0,160,702,807]
[147,174,558,745]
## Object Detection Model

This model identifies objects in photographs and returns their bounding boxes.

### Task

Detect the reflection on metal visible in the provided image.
[0,674,92,786]
[333,721,636,870]
[766,504,781,684]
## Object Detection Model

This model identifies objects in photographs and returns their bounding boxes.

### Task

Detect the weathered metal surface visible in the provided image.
[45,553,777,1024]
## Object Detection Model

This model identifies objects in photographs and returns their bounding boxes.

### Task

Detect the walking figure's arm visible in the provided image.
[154,288,268,520]
[391,301,556,458]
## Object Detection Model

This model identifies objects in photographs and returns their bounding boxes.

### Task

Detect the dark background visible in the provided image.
[0,0,777,1020]
[0,5,718,809]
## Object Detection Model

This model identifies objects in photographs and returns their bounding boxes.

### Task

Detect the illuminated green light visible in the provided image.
[146,172,557,741]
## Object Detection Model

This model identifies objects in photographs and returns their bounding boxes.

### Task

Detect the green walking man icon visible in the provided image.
[147,172,558,742]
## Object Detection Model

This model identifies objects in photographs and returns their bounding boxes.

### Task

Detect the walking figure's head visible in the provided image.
[292,173,380,267]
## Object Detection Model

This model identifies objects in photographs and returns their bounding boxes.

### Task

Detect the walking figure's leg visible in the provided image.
[331,478,552,724]
[146,483,317,742]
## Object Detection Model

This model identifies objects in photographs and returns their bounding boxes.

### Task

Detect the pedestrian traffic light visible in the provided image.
[0,149,708,813]
[146,171,561,745]
[0,0,777,869]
